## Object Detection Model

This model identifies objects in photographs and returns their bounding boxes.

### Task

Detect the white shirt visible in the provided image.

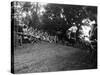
[79,25,91,37]
[68,26,78,33]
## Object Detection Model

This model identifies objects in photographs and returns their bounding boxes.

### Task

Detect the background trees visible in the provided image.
[11,1,97,44]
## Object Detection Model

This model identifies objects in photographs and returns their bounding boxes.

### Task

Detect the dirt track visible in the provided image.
[14,41,97,73]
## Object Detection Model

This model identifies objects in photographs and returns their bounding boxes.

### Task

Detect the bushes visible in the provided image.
[14,32,22,47]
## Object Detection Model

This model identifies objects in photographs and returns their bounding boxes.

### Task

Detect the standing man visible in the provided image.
[68,23,78,40]
[67,23,78,45]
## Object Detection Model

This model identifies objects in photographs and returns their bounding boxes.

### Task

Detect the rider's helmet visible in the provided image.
[82,18,91,26]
